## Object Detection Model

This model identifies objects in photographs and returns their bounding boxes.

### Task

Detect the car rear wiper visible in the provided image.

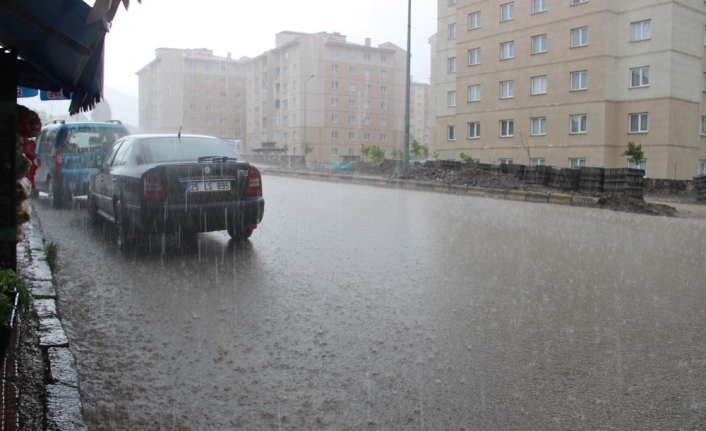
[197,156,238,163]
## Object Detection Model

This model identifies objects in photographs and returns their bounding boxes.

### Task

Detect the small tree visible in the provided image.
[390,148,403,160]
[431,151,440,161]
[282,143,289,153]
[459,152,474,163]
[301,142,314,156]
[361,145,385,163]
[410,140,430,160]
[621,142,644,168]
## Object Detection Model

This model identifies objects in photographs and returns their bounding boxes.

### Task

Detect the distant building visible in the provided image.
[432,0,706,179]
[136,48,248,141]
[242,31,407,161]
[409,80,433,150]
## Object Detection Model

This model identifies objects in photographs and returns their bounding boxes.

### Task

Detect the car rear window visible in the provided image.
[141,137,242,163]
[63,127,127,152]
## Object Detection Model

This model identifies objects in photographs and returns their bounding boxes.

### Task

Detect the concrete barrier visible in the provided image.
[506,190,527,201]
[549,193,573,205]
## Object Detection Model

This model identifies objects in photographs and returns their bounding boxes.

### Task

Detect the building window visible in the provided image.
[628,159,647,174]
[332,148,338,155]
[703,73,706,91]
[532,0,547,13]
[189,76,196,83]
[468,122,480,138]
[190,116,196,123]
[448,57,457,72]
[500,42,515,60]
[447,91,456,107]
[468,85,481,102]
[571,114,587,133]
[381,86,387,94]
[630,66,650,88]
[381,134,387,141]
[332,131,338,140]
[189,61,196,70]
[365,100,371,109]
[206,90,212,97]
[571,71,588,90]
[283,132,288,141]
[364,133,371,141]
[332,114,339,123]
[500,158,513,164]
[531,158,546,166]
[332,65,338,73]
[501,3,514,21]
[189,103,196,110]
[349,115,356,124]
[448,23,457,39]
[469,48,481,65]
[381,118,388,126]
[219,91,226,98]
[349,50,356,59]
[349,66,356,75]
[469,11,481,29]
[332,48,338,57]
[205,64,212,70]
[293,131,298,140]
[698,160,706,175]
[500,120,514,137]
[350,83,357,91]
[381,70,388,78]
[206,117,212,124]
[571,27,589,47]
[531,76,547,95]
[349,132,356,140]
[190,90,196,97]
[571,0,588,4]
[381,102,388,110]
[629,113,649,133]
[206,77,212,85]
[381,54,387,62]
[531,117,546,135]
[364,117,371,125]
[570,158,587,168]
[282,115,288,124]
[448,125,456,140]
[332,98,339,106]
[532,35,547,54]
[500,80,514,98]
[349,99,356,108]
[219,105,226,111]
[332,81,339,90]
[631,20,651,41]
[206,104,212,111]
[219,118,226,124]
[365,68,371,77]
[365,84,371,93]
[364,53,371,60]
[449,0,456,4]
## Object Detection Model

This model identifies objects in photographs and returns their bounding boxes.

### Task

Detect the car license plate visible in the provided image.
[186,181,231,193]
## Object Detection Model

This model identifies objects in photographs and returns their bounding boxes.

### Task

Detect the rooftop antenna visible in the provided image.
[177,110,186,139]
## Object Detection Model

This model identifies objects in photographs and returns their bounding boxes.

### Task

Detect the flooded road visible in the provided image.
[34,175,706,430]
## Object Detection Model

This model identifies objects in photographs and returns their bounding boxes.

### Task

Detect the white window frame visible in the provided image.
[571,71,588,90]
[630,66,650,88]
[468,85,481,102]
[448,23,457,40]
[381,134,387,142]
[469,48,481,65]
[469,11,481,29]
[349,115,356,124]
[448,57,457,72]
[571,0,587,4]
[447,90,457,107]
[532,0,547,13]
[628,159,647,175]
[468,122,480,139]
[381,86,387,94]
[448,125,456,141]
[500,2,514,22]
[531,158,546,166]
[631,20,651,41]
[570,114,588,134]
[500,42,515,60]
[532,34,547,54]
[332,131,338,140]
[571,27,589,47]
[332,81,339,90]
[702,73,706,92]
[332,65,338,73]
[331,114,339,123]
[349,132,356,140]
[500,80,514,99]
[350,83,357,92]
[531,76,547,95]
[698,160,706,176]
[349,66,356,75]
[570,158,587,168]
[531,117,547,135]
[332,98,339,106]
[629,113,649,133]
[500,120,514,137]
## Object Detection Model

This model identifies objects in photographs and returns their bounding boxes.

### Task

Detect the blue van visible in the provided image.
[34,120,130,208]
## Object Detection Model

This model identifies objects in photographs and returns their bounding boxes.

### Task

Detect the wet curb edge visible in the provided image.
[262,169,599,208]
[16,204,88,431]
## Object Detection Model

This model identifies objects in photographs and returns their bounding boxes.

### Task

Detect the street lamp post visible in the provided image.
[304,73,315,163]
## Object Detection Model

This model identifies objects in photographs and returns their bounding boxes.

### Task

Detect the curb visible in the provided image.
[262,169,599,209]
[16,205,88,431]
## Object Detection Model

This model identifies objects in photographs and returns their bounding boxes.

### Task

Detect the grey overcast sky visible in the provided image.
[104,0,438,96]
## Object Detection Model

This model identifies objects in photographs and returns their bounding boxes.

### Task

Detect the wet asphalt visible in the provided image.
[33,175,706,430]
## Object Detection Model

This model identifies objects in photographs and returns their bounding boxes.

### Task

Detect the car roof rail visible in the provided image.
[50,119,65,125]
[105,119,123,124]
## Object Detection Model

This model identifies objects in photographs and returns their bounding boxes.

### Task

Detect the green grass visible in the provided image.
[45,242,60,273]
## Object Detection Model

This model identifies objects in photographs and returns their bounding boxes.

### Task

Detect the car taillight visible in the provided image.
[54,148,63,170]
[246,169,262,196]
[142,172,165,198]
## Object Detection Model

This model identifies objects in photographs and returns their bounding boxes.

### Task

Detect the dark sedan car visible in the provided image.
[87,134,264,249]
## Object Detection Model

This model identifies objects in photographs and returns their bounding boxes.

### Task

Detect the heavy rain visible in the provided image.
[33,176,706,430]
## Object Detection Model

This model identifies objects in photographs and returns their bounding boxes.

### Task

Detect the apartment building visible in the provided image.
[242,31,407,161]
[136,48,248,147]
[432,0,706,179]
[410,80,433,148]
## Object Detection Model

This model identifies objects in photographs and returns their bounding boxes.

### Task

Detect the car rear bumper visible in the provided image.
[129,197,264,235]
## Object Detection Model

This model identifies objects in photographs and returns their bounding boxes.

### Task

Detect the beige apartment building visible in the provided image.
[410,80,434,149]
[432,0,706,179]
[136,48,248,149]
[242,31,407,162]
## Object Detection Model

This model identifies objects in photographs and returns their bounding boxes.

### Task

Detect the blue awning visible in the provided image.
[0,0,140,114]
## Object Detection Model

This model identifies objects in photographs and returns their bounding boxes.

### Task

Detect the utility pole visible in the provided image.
[304,73,314,162]
[403,0,412,176]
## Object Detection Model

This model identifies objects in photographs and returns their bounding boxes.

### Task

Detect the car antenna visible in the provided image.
[177,110,186,140]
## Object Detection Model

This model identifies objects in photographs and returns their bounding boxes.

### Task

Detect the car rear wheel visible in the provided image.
[48,177,63,209]
[115,201,133,252]
[226,222,253,241]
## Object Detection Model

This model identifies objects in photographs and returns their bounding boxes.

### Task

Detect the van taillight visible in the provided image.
[246,169,262,196]
[54,148,63,170]
[142,172,165,198]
